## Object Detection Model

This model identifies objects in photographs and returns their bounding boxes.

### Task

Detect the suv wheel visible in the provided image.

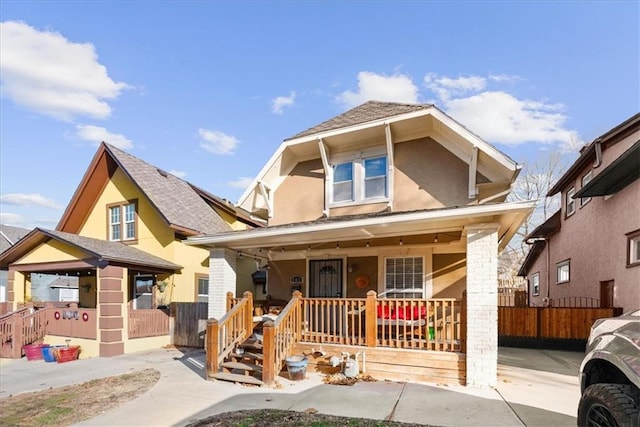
[577,383,639,427]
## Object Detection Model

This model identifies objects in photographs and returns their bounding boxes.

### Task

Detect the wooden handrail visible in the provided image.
[262,291,302,386]
[205,291,253,378]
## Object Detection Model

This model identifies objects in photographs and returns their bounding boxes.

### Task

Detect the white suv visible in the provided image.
[578,309,640,426]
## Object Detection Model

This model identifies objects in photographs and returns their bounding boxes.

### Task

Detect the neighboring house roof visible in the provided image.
[574,140,640,198]
[287,101,433,140]
[0,228,182,272]
[517,211,561,277]
[58,142,256,236]
[0,224,31,254]
[238,101,521,214]
[547,112,640,196]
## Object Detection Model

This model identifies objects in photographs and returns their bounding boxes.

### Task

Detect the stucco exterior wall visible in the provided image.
[527,133,640,312]
[345,256,378,298]
[265,259,307,300]
[432,253,466,298]
[269,137,480,225]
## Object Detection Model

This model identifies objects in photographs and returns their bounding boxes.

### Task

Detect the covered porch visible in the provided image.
[189,201,534,387]
[0,229,182,359]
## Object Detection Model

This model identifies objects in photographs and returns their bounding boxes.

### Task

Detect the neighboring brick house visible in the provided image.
[0,143,261,357]
[518,113,640,312]
[188,101,535,387]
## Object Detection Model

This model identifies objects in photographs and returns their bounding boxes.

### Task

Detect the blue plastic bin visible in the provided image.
[42,345,61,363]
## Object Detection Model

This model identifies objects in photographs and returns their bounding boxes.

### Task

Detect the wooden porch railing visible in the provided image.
[262,291,303,386]
[299,291,465,353]
[206,291,254,378]
[0,307,49,359]
[128,308,170,339]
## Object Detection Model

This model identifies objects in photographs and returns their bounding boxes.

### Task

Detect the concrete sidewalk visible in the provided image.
[0,347,582,426]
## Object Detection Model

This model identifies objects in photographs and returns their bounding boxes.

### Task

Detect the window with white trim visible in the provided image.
[580,171,593,206]
[109,201,137,241]
[532,272,540,296]
[331,154,388,205]
[565,187,576,217]
[197,276,209,303]
[556,260,570,284]
[384,257,424,298]
[627,230,640,267]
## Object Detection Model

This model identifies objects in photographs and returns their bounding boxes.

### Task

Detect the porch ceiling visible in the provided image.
[187,201,535,255]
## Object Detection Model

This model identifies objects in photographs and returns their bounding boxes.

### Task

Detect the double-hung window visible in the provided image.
[565,187,576,217]
[109,201,137,242]
[331,153,388,205]
[384,257,424,298]
[627,230,640,267]
[531,272,540,296]
[196,275,209,303]
[557,260,570,284]
[133,275,154,309]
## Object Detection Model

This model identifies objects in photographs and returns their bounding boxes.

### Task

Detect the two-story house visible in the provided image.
[519,113,640,312]
[188,101,535,387]
[0,142,261,357]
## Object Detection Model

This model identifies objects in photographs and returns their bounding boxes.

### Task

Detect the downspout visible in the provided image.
[546,239,551,302]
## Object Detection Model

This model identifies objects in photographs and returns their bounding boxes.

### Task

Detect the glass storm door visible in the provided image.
[309,259,343,298]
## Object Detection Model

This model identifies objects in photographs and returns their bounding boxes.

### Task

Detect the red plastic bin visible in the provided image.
[23,344,49,361]
[55,345,81,363]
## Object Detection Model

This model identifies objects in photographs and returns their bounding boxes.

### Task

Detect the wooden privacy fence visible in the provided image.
[498,306,622,340]
[128,308,169,339]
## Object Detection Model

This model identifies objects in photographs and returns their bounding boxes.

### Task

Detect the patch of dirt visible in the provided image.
[0,368,160,427]
[323,373,378,386]
[187,409,431,426]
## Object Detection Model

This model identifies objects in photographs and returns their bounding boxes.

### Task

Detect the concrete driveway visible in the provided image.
[0,346,583,426]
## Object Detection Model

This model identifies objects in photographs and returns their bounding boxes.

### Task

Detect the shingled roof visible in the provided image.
[286,101,433,140]
[0,224,31,254]
[0,228,181,271]
[104,144,233,235]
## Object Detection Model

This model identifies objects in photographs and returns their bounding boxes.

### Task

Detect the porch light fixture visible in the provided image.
[399,239,403,246]
[366,241,370,248]
[336,242,340,250]
[434,233,438,243]
[281,247,285,252]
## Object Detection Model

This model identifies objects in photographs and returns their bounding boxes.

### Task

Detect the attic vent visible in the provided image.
[157,168,169,177]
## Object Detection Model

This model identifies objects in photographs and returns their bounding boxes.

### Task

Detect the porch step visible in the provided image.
[210,371,264,386]
[239,341,263,351]
[221,361,263,375]
[230,351,263,365]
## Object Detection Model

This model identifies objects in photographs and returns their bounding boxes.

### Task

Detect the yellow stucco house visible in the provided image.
[0,142,260,358]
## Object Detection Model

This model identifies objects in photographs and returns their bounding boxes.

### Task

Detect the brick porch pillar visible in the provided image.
[98,265,126,357]
[465,223,499,387]
[208,248,237,319]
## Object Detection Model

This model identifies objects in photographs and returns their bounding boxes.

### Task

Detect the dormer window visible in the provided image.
[330,152,388,205]
[108,201,137,242]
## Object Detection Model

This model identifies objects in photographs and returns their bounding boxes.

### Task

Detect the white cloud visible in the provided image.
[272,91,296,115]
[169,170,187,178]
[0,212,25,225]
[0,20,129,121]
[337,71,419,108]
[424,73,581,147]
[228,177,253,189]
[1,193,63,209]
[198,129,238,155]
[76,125,133,149]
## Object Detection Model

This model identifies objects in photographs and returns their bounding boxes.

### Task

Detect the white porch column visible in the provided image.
[465,223,499,387]
[208,248,237,320]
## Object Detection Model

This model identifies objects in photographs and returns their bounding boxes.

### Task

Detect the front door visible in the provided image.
[309,259,343,297]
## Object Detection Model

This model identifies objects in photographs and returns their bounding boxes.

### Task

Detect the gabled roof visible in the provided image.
[0,228,182,271]
[548,112,640,196]
[0,224,31,254]
[57,142,238,236]
[238,101,521,215]
[287,101,433,140]
[517,210,561,276]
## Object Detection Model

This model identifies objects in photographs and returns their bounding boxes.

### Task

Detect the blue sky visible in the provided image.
[1,1,638,229]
